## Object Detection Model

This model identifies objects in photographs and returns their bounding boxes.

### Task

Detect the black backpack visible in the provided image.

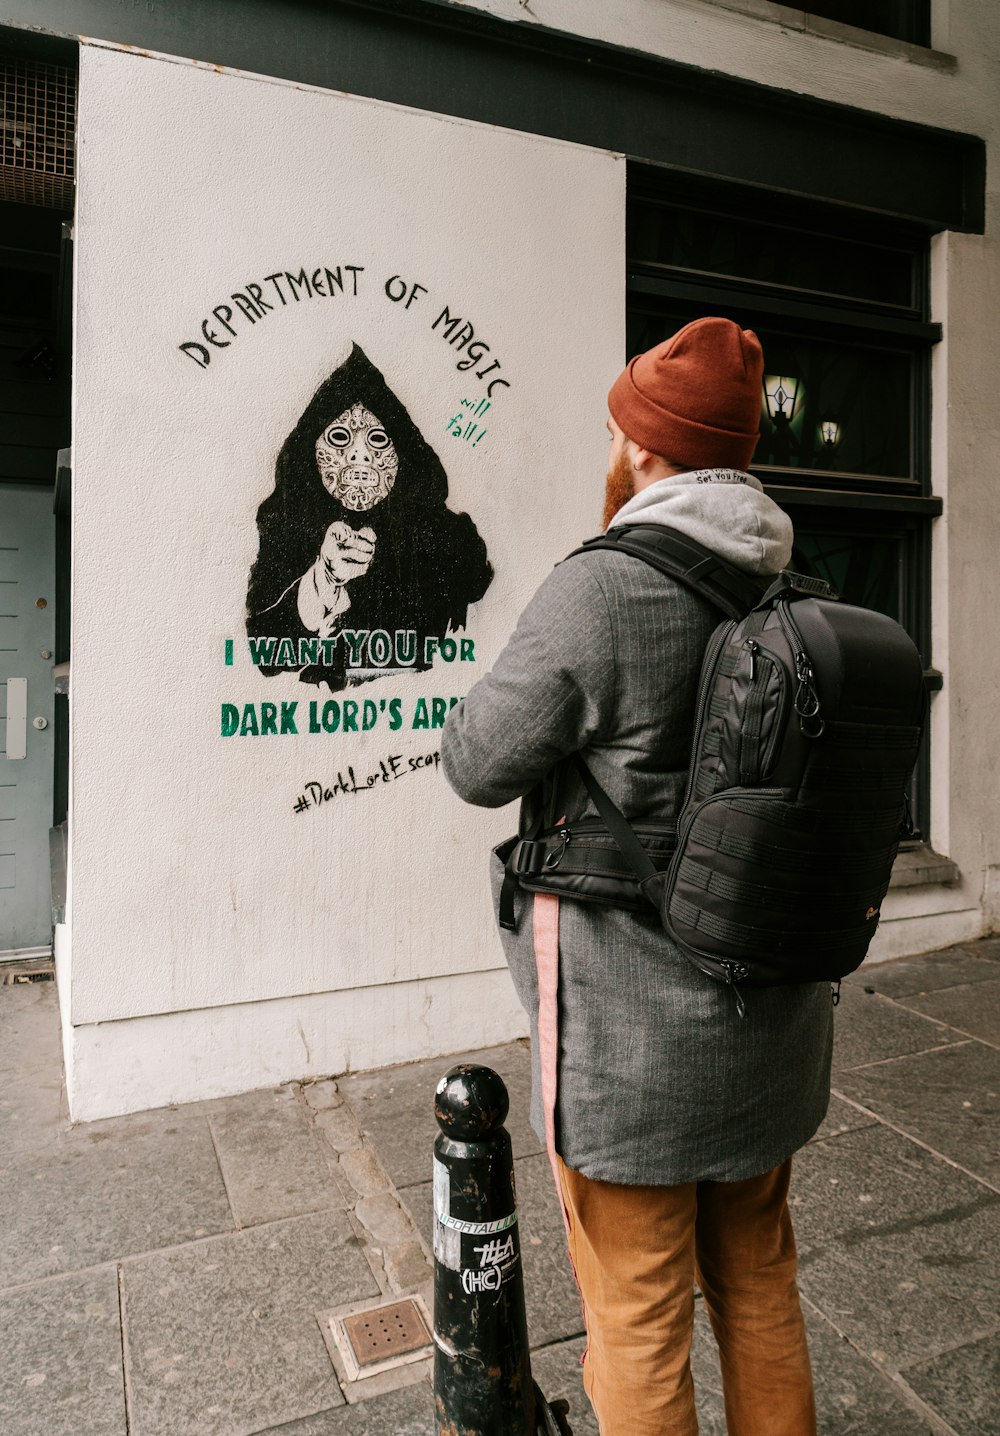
[499,523,926,996]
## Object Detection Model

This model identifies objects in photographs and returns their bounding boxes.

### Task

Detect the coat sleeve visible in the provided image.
[441,556,616,808]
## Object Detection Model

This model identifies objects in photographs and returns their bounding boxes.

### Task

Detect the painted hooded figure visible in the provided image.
[246,344,493,691]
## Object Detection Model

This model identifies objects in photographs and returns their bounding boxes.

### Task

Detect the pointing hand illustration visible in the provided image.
[320,521,377,584]
[298,523,377,635]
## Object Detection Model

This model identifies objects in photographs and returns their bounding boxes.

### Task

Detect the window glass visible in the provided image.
[791,528,902,623]
[753,333,911,479]
[0,266,53,321]
[629,203,915,309]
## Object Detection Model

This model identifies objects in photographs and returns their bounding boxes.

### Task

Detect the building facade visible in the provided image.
[0,0,995,1118]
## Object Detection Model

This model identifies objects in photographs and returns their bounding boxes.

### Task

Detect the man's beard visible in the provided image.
[602,450,635,531]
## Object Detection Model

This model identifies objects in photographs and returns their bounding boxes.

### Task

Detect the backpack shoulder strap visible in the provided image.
[555,526,768,901]
[567,523,767,622]
[569,752,657,883]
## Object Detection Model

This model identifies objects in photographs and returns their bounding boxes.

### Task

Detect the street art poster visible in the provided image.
[175,256,517,765]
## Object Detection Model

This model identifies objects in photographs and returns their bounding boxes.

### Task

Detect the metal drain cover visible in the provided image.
[327,1295,433,1384]
[344,1299,430,1367]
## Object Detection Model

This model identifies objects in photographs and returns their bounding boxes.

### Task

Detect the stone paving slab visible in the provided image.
[401,1150,585,1349]
[864,944,1000,999]
[812,1093,880,1143]
[509,1152,586,1347]
[208,1086,344,1227]
[121,1211,378,1436]
[0,1106,233,1289]
[960,935,1000,960]
[897,976,1000,1048]
[527,1302,947,1435]
[340,1041,540,1191]
[835,1039,1000,1187]
[248,1381,435,1435]
[791,1124,1000,1370]
[0,983,66,1154]
[832,981,959,1072]
[903,1328,1000,1436]
[530,1337,596,1436]
[801,1304,950,1435]
[0,1265,126,1436]
[688,1298,946,1435]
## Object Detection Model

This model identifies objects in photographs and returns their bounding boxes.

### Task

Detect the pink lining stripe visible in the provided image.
[532,890,570,1238]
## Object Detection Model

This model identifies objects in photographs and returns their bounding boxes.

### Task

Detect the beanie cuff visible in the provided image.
[608,362,760,473]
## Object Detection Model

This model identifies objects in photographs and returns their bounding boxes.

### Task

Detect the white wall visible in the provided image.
[67,42,624,1117]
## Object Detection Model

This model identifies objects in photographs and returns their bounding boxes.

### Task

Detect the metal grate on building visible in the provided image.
[1,58,76,209]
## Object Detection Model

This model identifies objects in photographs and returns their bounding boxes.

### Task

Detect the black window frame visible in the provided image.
[626,170,939,836]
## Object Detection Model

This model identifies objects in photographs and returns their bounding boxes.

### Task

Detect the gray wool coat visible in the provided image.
[441,489,833,1186]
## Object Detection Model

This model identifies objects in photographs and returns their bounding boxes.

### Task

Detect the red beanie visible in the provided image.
[608,317,764,471]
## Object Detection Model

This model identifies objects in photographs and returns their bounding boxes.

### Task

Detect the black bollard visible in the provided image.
[432,1064,572,1435]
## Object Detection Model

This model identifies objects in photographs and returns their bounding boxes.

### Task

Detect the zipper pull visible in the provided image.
[543,827,571,871]
[794,651,825,736]
[721,960,749,1018]
[832,982,842,1007]
[745,638,759,683]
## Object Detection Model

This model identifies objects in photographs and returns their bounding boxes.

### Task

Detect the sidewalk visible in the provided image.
[2,939,998,1436]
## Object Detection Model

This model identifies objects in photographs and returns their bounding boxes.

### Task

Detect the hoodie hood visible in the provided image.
[608,468,793,577]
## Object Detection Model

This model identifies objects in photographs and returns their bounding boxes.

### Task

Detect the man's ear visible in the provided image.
[631,445,655,472]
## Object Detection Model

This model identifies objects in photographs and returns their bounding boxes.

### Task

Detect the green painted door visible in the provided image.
[1,484,55,955]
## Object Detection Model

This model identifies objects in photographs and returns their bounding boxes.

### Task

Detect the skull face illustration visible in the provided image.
[247,343,495,693]
[315,404,399,512]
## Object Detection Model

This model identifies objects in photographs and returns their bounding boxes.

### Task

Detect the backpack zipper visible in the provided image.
[776,600,825,738]
[680,619,737,807]
[741,640,791,782]
[740,639,768,784]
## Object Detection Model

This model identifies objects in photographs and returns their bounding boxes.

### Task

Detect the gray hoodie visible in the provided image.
[609,467,793,574]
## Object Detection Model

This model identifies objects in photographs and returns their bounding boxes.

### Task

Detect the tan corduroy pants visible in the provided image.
[556,1156,817,1436]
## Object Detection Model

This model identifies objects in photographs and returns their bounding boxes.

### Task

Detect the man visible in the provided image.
[440,317,832,1435]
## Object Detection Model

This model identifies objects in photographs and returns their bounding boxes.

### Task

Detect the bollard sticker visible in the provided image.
[433,1156,450,1218]
[474,1234,515,1264]
[460,1230,520,1294]
[461,1265,504,1294]
[435,1219,461,1271]
[433,1157,461,1271]
[437,1212,518,1235]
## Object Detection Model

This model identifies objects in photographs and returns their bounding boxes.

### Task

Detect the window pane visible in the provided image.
[629,202,915,309]
[790,529,902,623]
[753,333,911,479]
[0,265,53,321]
